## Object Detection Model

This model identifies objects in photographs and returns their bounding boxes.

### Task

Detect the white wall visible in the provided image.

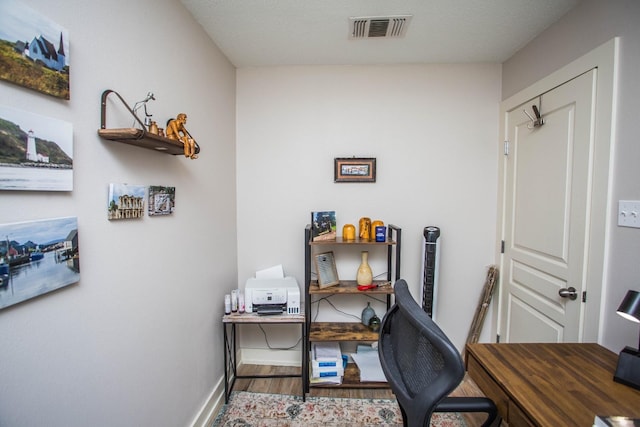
[0,1,236,426]
[502,0,640,352]
[236,64,502,358]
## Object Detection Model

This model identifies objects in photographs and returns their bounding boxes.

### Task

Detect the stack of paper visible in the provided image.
[310,342,343,384]
[350,345,387,383]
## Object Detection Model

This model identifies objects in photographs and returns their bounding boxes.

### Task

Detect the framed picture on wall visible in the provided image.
[148,186,175,216]
[0,216,80,310]
[0,0,70,99]
[108,183,145,220]
[0,105,73,191]
[334,157,376,183]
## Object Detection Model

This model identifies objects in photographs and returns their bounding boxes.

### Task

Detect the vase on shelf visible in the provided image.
[361,302,375,326]
[356,251,373,285]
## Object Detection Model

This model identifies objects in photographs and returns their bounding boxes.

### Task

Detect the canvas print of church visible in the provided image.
[0,105,74,191]
[0,0,70,99]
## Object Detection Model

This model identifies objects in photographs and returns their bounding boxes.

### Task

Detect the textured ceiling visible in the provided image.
[180,0,580,67]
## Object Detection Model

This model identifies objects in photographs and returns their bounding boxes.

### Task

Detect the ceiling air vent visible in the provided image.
[349,15,413,39]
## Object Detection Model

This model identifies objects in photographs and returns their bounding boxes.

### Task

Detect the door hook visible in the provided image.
[523,104,544,129]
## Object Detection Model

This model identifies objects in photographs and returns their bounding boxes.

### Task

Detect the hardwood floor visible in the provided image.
[233,364,492,425]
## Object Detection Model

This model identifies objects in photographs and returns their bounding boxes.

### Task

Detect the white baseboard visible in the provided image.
[240,348,302,366]
[189,376,225,427]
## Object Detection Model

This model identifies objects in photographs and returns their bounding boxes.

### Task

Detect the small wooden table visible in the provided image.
[465,343,640,426]
[223,312,306,403]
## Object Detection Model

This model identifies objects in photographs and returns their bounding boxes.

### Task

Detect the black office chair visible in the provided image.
[378,279,499,427]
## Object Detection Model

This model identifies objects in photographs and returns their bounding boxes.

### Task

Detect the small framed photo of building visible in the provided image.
[334,157,376,183]
[0,0,70,99]
[108,183,145,220]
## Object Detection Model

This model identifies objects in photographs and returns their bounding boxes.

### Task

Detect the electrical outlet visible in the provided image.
[618,200,640,228]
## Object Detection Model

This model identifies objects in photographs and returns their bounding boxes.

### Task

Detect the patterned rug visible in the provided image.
[211,391,467,427]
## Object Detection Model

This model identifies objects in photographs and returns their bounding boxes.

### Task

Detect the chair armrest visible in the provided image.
[435,396,500,427]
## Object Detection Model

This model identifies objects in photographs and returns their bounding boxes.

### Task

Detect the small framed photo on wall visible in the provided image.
[334,157,376,183]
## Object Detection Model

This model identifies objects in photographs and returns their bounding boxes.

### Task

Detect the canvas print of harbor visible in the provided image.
[108,183,145,220]
[0,105,73,191]
[0,216,80,310]
[0,0,70,99]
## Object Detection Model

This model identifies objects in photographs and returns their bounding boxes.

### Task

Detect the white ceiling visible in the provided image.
[180,0,580,68]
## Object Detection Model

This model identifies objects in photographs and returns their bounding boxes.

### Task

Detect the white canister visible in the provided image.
[224,294,231,314]
[231,289,238,312]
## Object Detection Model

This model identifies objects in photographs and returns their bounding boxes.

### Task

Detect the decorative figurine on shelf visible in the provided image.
[166,113,200,159]
[132,92,156,128]
[371,220,384,230]
[148,120,159,135]
[342,224,356,241]
[359,217,371,240]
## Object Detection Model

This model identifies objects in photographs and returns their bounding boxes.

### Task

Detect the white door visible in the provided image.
[500,70,596,343]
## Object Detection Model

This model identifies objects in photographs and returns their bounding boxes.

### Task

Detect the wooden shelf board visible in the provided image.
[309,322,379,341]
[310,363,389,389]
[310,236,396,245]
[310,280,393,295]
[98,128,185,155]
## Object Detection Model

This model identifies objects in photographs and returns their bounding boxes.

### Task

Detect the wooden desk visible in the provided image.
[465,343,640,426]
[223,312,306,403]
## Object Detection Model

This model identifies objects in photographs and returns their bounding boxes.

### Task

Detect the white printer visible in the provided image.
[245,276,301,315]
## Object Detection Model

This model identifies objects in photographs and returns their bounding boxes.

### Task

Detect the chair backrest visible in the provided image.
[378,279,465,426]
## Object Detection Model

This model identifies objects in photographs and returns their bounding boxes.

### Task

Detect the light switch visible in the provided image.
[618,200,640,228]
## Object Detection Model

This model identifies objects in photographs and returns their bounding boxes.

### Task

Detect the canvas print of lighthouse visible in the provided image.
[0,0,70,99]
[0,105,73,191]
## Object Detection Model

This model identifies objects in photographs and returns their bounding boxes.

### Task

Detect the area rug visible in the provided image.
[211,391,467,427]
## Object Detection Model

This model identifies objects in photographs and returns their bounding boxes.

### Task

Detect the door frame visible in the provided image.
[494,38,619,343]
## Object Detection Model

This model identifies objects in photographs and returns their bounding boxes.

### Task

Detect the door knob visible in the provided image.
[558,287,578,300]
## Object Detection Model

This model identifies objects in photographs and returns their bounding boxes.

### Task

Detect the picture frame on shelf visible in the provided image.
[334,157,376,183]
[314,251,339,289]
[311,211,336,242]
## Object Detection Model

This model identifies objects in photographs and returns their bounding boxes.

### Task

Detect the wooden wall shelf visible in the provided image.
[97,128,184,155]
[97,89,198,157]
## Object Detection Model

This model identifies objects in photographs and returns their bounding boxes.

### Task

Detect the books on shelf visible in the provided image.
[312,341,341,362]
[310,342,343,384]
[312,364,344,378]
[309,372,342,385]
